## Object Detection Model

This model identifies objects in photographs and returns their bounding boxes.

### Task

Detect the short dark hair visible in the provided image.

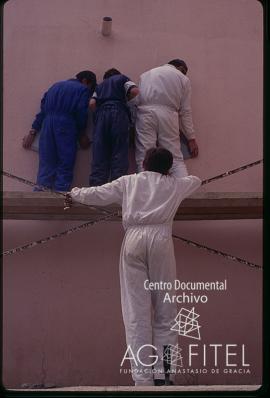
[143,147,173,175]
[103,68,121,80]
[168,59,188,73]
[76,70,97,87]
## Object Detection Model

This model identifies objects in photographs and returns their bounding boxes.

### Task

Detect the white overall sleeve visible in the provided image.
[70,177,125,206]
[179,78,195,140]
[177,175,202,199]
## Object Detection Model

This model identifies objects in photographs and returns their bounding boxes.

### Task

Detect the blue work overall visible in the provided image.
[32,79,90,191]
[89,74,132,186]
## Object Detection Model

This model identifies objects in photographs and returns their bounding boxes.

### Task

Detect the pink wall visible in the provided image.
[3,0,263,388]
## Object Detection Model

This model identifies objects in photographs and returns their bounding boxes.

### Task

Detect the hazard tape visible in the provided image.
[172,234,262,270]
[2,171,112,215]
[2,171,60,193]
[201,159,263,185]
[2,210,120,257]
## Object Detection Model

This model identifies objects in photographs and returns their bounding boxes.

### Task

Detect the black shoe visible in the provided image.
[154,379,174,386]
[154,379,165,386]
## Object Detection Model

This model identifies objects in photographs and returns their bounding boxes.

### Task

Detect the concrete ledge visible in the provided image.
[3,192,263,221]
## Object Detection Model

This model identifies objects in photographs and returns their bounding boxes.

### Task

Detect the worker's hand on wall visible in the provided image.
[64,193,73,210]
[79,134,91,149]
[22,130,37,149]
[89,98,97,112]
[188,139,199,158]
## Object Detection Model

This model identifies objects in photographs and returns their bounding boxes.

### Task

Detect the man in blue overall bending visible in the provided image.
[89,68,139,186]
[23,70,97,191]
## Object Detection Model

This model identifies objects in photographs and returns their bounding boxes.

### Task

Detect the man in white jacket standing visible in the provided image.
[66,148,201,386]
[136,59,199,178]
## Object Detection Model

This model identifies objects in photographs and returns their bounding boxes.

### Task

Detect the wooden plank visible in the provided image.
[2,191,263,221]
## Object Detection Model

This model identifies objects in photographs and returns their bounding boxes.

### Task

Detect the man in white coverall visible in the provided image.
[66,148,201,386]
[136,59,199,178]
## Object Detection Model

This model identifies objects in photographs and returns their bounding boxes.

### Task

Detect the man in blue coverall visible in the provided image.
[89,68,139,186]
[23,70,97,191]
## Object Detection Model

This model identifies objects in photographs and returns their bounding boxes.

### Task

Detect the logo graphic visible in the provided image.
[162,344,183,367]
[171,307,201,340]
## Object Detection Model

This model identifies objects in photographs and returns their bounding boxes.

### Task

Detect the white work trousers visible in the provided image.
[135,105,188,178]
[119,224,178,386]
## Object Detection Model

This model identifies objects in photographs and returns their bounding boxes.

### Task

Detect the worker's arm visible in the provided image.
[74,87,92,149]
[31,91,47,132]
[179,79,194,138]
[68,177,125,207]
[179,79,195,140]
[179,79,198,157]
[23,92,47,149]
[126,86,139,101]
[124,80,139,101]
[178,176,202,199]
